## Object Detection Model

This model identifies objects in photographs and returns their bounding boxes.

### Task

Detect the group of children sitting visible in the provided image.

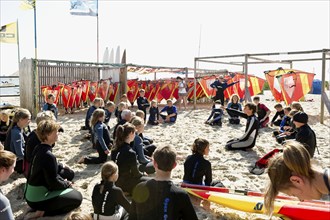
[0,89,319,220]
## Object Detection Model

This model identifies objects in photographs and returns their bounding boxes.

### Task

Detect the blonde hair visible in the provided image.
[105,101,115,108]
[151,100,157,106]
[117,102,127,111]
[36,111,56,125]
[101,161,118,182]
[264,140,314,214]
[36,120,60,142]
[90,108,105,128]
[66,212,92,220]
[135,110,145,119]
[93,98,103,106]
[9,108,31,129]
[0,110,10,126]
[0,150,16,169]
[291,102,304,112]
[288,109,299,117]
[130,116,144,128]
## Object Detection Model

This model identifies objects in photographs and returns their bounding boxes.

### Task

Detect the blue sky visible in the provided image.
[1,0,329,79]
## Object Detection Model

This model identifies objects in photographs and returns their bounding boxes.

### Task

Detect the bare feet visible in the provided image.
[78,156,85,164]
[24,210,44,220]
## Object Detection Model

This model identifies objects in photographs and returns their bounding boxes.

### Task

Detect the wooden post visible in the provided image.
[244,54,251,102]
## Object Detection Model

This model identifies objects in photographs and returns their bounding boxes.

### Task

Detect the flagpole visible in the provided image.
[16,19,21,69]
[34,1,39,116]
[96,0,99,63]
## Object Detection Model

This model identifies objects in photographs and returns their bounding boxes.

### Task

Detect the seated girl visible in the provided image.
[92,161,130,220]
[205,100,223,126]
[79,109,111,164]
[25,120,82,217]
[183,138,224,187]
[110,123,149,194]
[130,117,155,174]
[148,100,160,125]
[226,94,242,124]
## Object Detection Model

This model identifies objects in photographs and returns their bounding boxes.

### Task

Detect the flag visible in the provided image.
[0,22,18,44]
[70,0,98,16]
[20,0,35,10]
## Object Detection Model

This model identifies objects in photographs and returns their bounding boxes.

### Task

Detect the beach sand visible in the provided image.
[2,91,330,220]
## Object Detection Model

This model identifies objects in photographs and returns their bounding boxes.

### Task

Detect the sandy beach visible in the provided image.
[1,91,330,220]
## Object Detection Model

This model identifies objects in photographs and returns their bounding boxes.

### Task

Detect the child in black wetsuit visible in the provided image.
[79,109,112,164]
[0,110,10,144]
[205,100,223,126]
[111,122,149,194]
[270,103,285,127]
[136,89,150,122]
[183,138,224,187]
[227,94,242,124]
[147,100,159,125]
[92,161,130,220]
[42,93,58,119]
[130,145,198,220]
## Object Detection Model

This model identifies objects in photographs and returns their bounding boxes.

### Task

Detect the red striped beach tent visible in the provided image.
[265,68,315,105]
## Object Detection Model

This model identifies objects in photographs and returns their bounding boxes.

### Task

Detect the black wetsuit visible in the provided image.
[84,122,112,164]
[92,181,130,219]
[210,80,238,105]
[111,142,148,194]
[113,119,127,140]
[25,130,74,180]
[137,96,150,122]
[25,144,82,216]
[129,179,198,220]
[225,108,259,150]
[183,153,212,185]
[295,124,317,157]
[148,106,159,125]
[227,102,242,124]
[0,120,9,143]
[85,105,97,130]
[271,110,285,126]
[104,109,112,124]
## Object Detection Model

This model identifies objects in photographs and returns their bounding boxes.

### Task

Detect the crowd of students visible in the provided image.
[0,87,328,219]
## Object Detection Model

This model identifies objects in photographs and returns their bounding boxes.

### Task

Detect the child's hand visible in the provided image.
[104,150,110,155]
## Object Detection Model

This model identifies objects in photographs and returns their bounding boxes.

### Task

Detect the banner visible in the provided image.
[0,22,18,44]
[20,0,35,10]
[70,0,98,16]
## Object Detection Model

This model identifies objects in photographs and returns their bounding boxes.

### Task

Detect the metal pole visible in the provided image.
[33,3,39,117]
[194,59,197,109]
[320,50,326,124]
[16,19,21,69]
[96,0,99,63]
[244,54,251,102]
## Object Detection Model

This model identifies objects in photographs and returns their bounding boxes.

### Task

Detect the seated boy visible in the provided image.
[270,103,285,127]
[129,145,198,220]
[205,100,223,126]
[104,101,115,125]
[292,112,317,157]
[253,96,271,128]
[159,99,177,123]
[42,93,58,119]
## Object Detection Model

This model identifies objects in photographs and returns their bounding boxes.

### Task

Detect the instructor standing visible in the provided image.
[210,75,238,106]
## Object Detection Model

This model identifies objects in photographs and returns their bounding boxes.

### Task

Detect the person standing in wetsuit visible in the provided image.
[210,75,239,106]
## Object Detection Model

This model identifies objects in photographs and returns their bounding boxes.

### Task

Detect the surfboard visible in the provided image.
[184,188,330,220]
